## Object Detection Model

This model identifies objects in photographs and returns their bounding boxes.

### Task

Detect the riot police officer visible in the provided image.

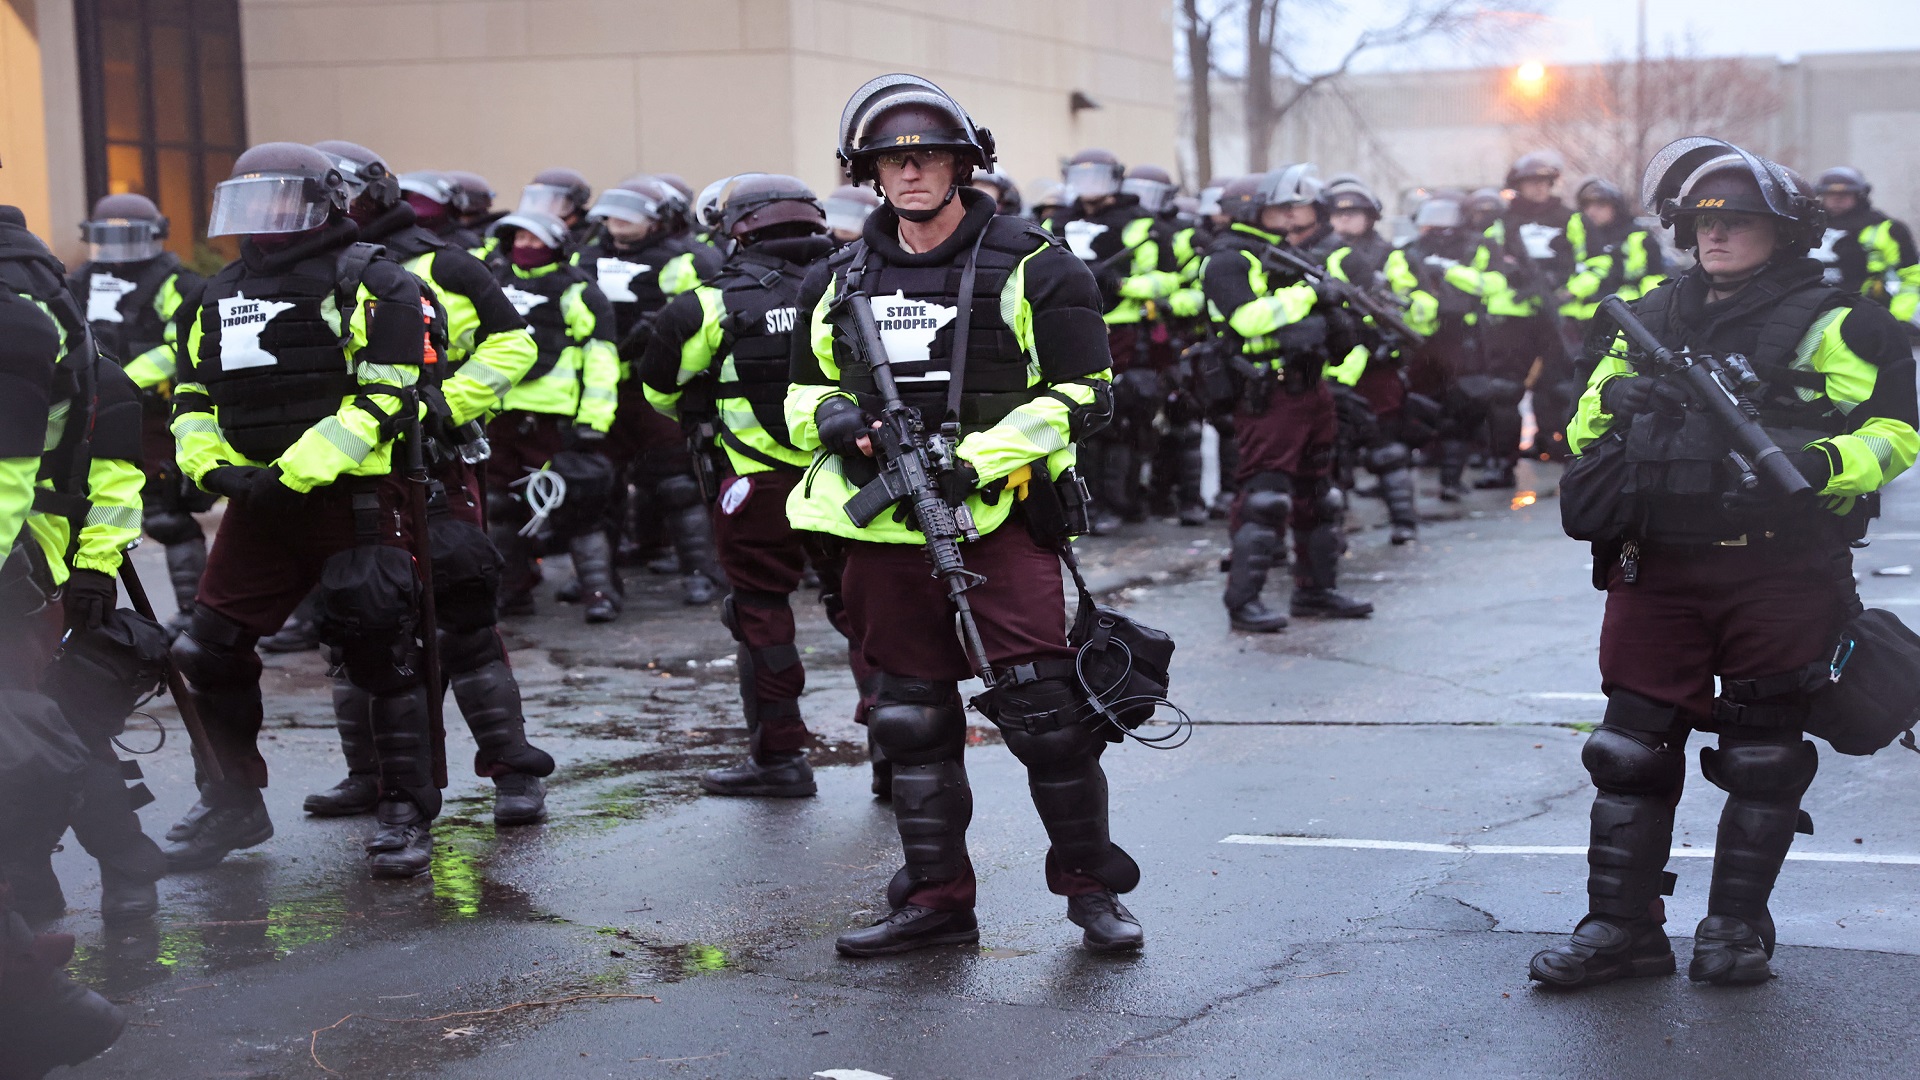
[302,140,554,826]
[578,175,726,604]
[824,184,882,245]
[441,170,498,251]
[1563,177,1667,384]
[518,167,595,242]
[1498,151,1580,461]
[970,169,1023,216]
[1532,138,1917,989]
[483,210,622,621]
[1325,179,1421,545]
[65,194,210,632]
[1,207,162,923]
[158,143,441,879]
[640,175,864,798]
[790,75,1138,955]
[1812,166,1920,329]
[1202,168,1375,632]
[1051,148,1180,532]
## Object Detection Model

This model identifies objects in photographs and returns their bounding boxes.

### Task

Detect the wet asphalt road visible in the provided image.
[45,460,1920,1079]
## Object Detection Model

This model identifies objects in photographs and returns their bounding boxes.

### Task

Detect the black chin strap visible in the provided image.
[891,184,959,224]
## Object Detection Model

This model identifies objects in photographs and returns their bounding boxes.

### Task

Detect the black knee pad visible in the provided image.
[655,473,703,512]
[1701,739,1818,802]
[1243,470,1293,497]
[547,450,616,534]
[1240,489,1292,528]
[1365,442,1412,475]
[1582,727,1685,797]
[429,518,502,632]
[143,509,201,546]
[868,673,963,766]
[316,546,422,695]
[439,625,504,675]
[173,608,262,689]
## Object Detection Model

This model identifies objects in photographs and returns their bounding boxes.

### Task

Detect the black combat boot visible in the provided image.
[491,775,547,826]
[1437,438,1469,502]
[835,904,980,957]
[1691,738,1817,986]
[667,502,725,606]
[569,531,622,623]
[1223,518,1288,633]
[365,686,441,878]
[1530,914,1674,988]
[1068,890,1144,953]
[700,753,816,797]
[161,782,273,872]
[304,682,380,816]
[1289,523,1373,618]
[365,798,434,879]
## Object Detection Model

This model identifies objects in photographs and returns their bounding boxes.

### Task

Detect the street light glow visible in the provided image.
[1516,61,1546,85]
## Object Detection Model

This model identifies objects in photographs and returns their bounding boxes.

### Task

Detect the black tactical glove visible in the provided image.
[815,395,872,458]
[61,568,116,633]
[938,459,980,508]
[1786,445,1835,491]
[244,466,306,515]
[1599,374,1688,418]
[199,464,269,501]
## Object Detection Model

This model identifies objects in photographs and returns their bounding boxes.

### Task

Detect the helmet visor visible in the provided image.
[399,172,453,204]
[1063,162,1120,202]
[83,220,163,262]
[1196,186,1224,216]
[586,187,665,224]
[516,183,577,219]
[824,196,874,234]
[490,212,568,249]
[1122,177,1174,213]
[207,175,332,237]
[1415,200,1462,229]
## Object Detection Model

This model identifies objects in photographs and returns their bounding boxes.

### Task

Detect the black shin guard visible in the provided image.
[370,685,441,819]
[451,656,554,778]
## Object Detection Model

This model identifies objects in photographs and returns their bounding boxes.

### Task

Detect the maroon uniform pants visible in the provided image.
[1231,381,1342,583]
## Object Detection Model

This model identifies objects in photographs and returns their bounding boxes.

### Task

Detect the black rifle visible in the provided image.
[1598,295,1811,499]
[117,562,223,783]
[400,393,448,788]
[831,290,996,687]
[1263,244,1425,351]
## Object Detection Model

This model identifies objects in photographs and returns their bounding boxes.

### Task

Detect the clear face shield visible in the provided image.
[823,197,873,235]
[586,188,665,225]
[1063,162,1121,203]
[516,183,577,220]
[83,219,163,262]
[207,175,333,237]
[1121,178,1175,214]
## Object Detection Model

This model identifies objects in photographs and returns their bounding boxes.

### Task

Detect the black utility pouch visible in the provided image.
[1560,429,1635,543]
[1020,466,1093,547]
[1061,546,1176,734]
[1806,607,1920,756]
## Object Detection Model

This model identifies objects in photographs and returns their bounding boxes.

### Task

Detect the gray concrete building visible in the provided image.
[2,0,1176,264]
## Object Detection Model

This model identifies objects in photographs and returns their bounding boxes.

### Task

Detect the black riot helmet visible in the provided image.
[1219,173,1268,225]
[1122,164,1178,214]
[1259,163,1324,212]
[1642,136,1825,251]
[824,184,881,235]
[1575,177,1631,220]
[398,170,455,207]
[837,73,996,188]
[1063,148,1126,204]
[720,174,826,241]
[1324,179,1382,220]
[1817,166,1869,196]
[1506,150,1565,189]
[207,141,349,237]
[971,169,1023,215]
[81,193,168,262]
[312,139,402,213]
[1464,187,1507,230]
[518,168,592,221]
[443,171,496,218]
[587,174,678,227]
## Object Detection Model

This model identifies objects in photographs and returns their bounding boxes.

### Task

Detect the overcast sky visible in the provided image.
[1261,0,1920,74]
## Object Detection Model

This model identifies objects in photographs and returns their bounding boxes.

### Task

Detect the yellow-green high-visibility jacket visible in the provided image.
[1198,223,1321,367]
[1382,232,1522,337]
[172,236,427,493]
[0,287,61,564]
[785,193,1112,544]
[1817,207,1920,327]
[1050,201,1182,326]
[1560,215,1666,321]
[490,258,620,430]
[395,243,538,426]
[1166,224,1210,320]
[1569,265,1919,517]
[67,254,205,394]
[641,239,831,476]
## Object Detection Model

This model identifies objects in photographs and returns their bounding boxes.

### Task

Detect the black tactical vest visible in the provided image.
[712,247,813,447]
[75,253,181,367]
[492,262,586,383]
[828,215,1046,434]
[1053,199,1147,267]
[194,245,372,462]
[577,236,695,341]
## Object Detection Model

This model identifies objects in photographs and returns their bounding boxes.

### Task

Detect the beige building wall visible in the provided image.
[2,0,93,262]
[241,0,1177,207]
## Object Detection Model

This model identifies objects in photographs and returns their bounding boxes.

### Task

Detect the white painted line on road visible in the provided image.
[1524,692,1607,701]
[1220,835,1920,865]
[815,1071,892,1080]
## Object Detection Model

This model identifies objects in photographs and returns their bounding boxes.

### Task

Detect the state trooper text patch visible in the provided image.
[1063,220,1109,261]
[595,258,650,303]
[86,273,138,324]
[217,293,296,370]
[1517,222,1563,262]
[500,284,550,317]
[871,291,956,368]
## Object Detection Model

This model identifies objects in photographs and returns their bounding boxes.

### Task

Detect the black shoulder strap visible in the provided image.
[943,228,991,427]
[1752,282,1846,385]
[334,242,383,322]
[115,255,183,327]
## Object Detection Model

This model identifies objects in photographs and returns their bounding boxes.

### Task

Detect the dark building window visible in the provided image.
[75,0,247,265]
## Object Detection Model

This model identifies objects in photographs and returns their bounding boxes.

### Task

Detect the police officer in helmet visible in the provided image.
[1811,166,1920,328]
[791,74,1139,955]
[160,143,444,879]
[1533,138,1918,989]
[65,194,211,632]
